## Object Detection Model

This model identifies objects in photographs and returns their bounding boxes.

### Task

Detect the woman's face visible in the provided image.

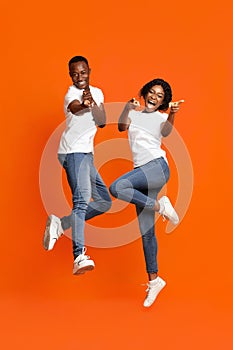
[144,85,165,112]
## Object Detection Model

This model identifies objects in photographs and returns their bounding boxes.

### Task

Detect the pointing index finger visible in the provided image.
[169,99,185,108]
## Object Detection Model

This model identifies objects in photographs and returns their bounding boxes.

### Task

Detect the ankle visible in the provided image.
[153,201,160,212]
[148,273,158,281]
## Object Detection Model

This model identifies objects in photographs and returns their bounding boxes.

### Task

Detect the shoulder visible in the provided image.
[89,85,104,103]
[129,109,141,121]
[157,110,169,121]
[65,85,81,98]
[90,85,103,95]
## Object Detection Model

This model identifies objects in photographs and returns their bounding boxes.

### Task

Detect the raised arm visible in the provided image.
[118,98,140,131]
[161,100,184,137]
[68,87,106,127]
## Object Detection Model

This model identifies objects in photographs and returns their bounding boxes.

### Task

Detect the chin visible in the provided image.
[146,106,156,112]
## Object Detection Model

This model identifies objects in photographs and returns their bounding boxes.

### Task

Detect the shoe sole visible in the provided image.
[43,216,63,251]
[163,214,179,225]
[43,216,53,250]
[73,265,95,275]
[161,197,179,225]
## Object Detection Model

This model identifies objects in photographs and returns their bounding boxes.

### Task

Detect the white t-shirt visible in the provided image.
[58,85,104,154]
[128,109,168,167]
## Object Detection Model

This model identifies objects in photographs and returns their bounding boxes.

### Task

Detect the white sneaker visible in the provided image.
[158,196,179,225]
[73,248,95,275]
[43,214,64,251]
[143,276,166,307]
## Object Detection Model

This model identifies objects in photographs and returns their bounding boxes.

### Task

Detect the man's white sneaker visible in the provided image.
[73,248,95,275]
[143,276,166,307]
[43,214,64,251]
[158,196,179,225]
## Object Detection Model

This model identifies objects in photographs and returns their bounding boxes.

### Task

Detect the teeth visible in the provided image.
[148,100,155,105]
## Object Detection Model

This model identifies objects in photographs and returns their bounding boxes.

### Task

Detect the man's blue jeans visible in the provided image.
[110,157,170,273]
[58,153,112,259]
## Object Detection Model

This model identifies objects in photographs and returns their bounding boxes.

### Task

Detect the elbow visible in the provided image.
[161,129,171,137]
[161,130,167,137]
[118,123,127,132]
[98,123,106,128]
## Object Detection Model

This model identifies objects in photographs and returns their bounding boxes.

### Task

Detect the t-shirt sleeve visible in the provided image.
[162,112,169,121]
[94,88,104,106]
[128,109,136,122]
[64,86,82,112]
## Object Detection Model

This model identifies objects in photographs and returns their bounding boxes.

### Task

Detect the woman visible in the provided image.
[109,78,184,307]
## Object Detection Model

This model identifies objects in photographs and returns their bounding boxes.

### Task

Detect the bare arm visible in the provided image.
[68,99,89,114]
[161,100,184,137]
[118,98,140,131]
[91,102,106,128]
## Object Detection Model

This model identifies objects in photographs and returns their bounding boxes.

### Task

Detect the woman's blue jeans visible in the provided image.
[109,157,170,274]
[58,153,112,259]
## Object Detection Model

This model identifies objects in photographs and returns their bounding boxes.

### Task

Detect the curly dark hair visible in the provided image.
[68,56,89,68]
[139,78,172,111]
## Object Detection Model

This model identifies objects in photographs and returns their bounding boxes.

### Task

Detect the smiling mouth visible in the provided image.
[148,100,156,106]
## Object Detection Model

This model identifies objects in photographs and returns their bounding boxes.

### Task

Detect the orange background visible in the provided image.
[1,0,233,349]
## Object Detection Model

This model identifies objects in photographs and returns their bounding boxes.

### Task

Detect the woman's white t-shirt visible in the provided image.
[58,85,104,154]
[128,109,168,168]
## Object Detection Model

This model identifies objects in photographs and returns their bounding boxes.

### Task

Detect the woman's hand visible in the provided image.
[126,97,140,110]
[169,100,184,113]
[161,100,184,137]
[118,97,139,131]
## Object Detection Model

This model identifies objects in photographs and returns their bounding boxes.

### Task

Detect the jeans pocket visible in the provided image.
[58,153,67,167]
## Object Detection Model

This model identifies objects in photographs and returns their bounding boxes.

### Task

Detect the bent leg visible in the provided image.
[110,158,169,210]
[60,157,111,227]
[85,159,112,220]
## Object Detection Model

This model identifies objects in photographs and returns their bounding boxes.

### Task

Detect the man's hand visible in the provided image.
[82,87,95,107]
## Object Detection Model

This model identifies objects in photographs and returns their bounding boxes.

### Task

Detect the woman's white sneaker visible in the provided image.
[43,214,64,251]
[143,277,166,307]
[158,196,179,225]
[73,248,95,275]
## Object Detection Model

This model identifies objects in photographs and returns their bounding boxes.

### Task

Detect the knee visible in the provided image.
[100,198,112,213]
[110,179,131,198]
[109,182,118,198]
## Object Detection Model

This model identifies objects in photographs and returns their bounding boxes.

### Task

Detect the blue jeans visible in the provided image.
[110,157,170,273]
[58,153,112,259]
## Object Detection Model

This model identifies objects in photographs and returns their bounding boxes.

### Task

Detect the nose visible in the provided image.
[150,93,156,100]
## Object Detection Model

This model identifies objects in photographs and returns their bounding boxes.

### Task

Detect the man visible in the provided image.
[43,56,112,275]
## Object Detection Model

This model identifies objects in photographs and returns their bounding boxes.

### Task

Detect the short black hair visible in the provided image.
[140,78,172,111]
[68,56,89,68]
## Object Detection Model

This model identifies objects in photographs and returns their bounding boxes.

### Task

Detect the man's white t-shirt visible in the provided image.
[128,109,168,168]
[58,85,104,154]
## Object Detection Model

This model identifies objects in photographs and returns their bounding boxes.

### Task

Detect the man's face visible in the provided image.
[69,61,90,89]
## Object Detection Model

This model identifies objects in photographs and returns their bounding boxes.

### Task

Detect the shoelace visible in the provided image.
[143,280,162,291]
